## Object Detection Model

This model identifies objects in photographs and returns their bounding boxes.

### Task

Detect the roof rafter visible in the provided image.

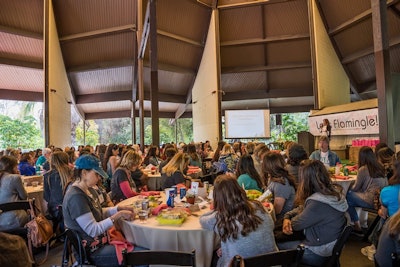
[222,88,313,101]
[85,110,192,120]
[222,62,311,73]
[221,33,309,47]
[0,89,42,102]
[75,91,186,104]
[0,57,42,69]
[329,0,400,36]
[0,25,42,39]
[59,24,136,42]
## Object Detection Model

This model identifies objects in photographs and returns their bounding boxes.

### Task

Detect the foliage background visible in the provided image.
[0,100,309,150]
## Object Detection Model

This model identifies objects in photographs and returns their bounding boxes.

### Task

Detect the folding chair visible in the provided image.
[122,249,196,266]
[61,229,93,267]
[0,200,32,237]
[324,225,353,267]
[231,245,305,267]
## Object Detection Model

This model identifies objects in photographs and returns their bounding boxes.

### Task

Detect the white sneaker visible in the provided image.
[361,244,376,261]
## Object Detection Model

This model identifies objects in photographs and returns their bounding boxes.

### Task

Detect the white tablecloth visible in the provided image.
[118,195,219,267]
[331,175,357,194]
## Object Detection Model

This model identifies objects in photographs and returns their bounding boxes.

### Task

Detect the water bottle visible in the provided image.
[335,163,341,176]
[257,189,273,202]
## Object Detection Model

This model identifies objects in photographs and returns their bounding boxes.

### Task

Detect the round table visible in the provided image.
[331,175,357,195]
[118,194,219,267]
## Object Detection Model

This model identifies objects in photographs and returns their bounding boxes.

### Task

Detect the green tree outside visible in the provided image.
[75,121,100,146]
[0,115,43,149]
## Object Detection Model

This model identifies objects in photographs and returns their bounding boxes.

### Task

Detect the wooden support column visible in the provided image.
[371,0,393,146]
[138,0,145,150]
[149,0,160,146]
[44,0,50,146]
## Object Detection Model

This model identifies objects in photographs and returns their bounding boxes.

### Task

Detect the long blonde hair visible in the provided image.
[162,152,189,176]
[50,151,72,190]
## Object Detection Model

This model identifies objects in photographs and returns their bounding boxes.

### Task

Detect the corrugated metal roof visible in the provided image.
[0,0,399,120]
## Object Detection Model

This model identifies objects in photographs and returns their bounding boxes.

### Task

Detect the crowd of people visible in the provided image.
[1,137,400,266]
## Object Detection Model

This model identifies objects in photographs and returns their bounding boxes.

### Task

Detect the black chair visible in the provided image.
[324,225,353,267]
[61,229,92,267]
[391,252,400,267]
[0,200,32,237]
[122,249,196,266]
[361,207,380,242]
[231,245,305,267]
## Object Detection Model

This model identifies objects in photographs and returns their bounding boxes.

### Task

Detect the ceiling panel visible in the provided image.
[69,66,133,95]
[0,32,42,62]
[53,0,136,35]
[0,64,43,91]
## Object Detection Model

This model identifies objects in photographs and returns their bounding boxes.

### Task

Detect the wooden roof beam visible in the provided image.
[0,89,42,102]
[85,110,192,120]
[222,62,311,73]
[222,88,313,101]
[67,59,133,73]
[342,35,400,64]
[76,91,186,104]
[0,57,42,69]
[0,25,42,39]
[217,0,291,9]
[329,0,400,36]
[221,33,309,47]
[59,24,136,42]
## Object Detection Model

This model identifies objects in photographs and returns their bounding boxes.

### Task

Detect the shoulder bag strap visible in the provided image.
[28,199,36,219]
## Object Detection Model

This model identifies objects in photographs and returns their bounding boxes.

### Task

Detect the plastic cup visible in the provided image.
[138,210,148,223]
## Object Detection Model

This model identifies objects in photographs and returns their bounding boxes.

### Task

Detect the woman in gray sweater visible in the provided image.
[200,174,277,267]
[279,160,348,266]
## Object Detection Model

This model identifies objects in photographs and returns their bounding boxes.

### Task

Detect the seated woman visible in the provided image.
[110,150,141,204]
[217,144,239,174]
[62,154,137,267]
[0,156,29,232]
[200,175,277,267]
[18,152,36,176]
[374,209,400,267]
[278,160,348,266]
[262,152,296,221]
[236,155,265,192]
[285,143,308,184]
[143,145,161,167]
[44,151,73,232]
[161,152,190,190]
[187,144,202,168]
[346,146,387,233]
[158,147,177,173]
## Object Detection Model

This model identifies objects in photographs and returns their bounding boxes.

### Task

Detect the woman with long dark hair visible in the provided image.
[262,152,296,220]
[236,155,264,192]
[346,146,387,232]
[44,151,73,231]
[279,160,348,266]
[143,145,160,166]
[0,156,29,231]
[200,175,277,267]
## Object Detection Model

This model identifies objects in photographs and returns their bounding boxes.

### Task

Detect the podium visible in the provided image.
[298,131,314,156]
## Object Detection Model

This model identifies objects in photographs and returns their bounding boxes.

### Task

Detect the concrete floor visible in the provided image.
[37,233,376,267]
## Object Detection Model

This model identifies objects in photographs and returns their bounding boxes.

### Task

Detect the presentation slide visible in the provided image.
[225,109,270,139]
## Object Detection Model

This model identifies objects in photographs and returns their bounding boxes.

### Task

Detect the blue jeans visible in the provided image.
[346,190,374,222]
[277,240,328,266]
[90,245,149,267]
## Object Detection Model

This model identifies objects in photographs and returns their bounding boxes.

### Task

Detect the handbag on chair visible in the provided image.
[25,199,54,265]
